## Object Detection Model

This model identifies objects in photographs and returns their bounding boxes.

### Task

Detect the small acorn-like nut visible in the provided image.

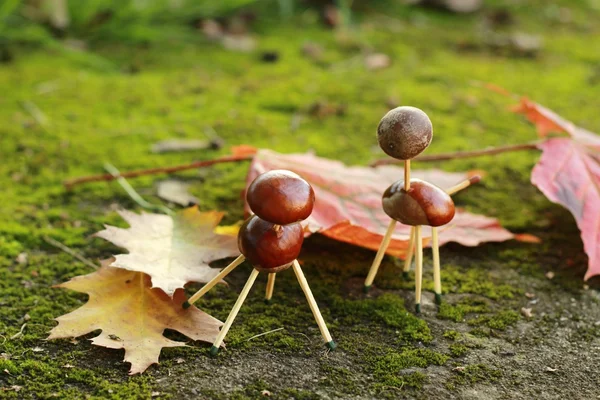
[377,106,433,160]
[238,215,304,271]
[382,179,455,227]
[247,170,315,225]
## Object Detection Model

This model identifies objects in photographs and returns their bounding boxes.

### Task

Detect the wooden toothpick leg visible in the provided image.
[292,260,336,351]
[414,226,423,314]
[183,255,246,309]
[364,219,397,291]
[402,226,416,280]
[265,273,276,303]
[432,227,442,305]
[209,268,260,356]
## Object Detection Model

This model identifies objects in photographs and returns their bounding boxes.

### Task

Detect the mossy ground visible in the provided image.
[2,1,600,399]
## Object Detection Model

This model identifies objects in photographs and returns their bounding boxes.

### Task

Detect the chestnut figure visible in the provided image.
[183,169,335,356]
[366,105,480,314]
[247,170,315,225]
[377,106,433,160]
[238,215,303,271]
[382,179,455,227]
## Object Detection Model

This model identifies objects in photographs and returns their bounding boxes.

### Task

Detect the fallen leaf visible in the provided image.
[365,53,391,70]
[156,180,200,206]
[15,252,28,265]
[520,307,533,318]
[513,98,600,279]
[48,260,222,374]
[222,35,256,52]
[95,207,239,296]
[151,139,223,153]
[244,149,518,258]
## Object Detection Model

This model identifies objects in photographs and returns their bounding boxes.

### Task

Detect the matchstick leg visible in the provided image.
[183,255,245,309]
[292,260,336,351]
[432,227,442,305]
[209,268,260,356]
[414,226,423,314]
[364,219,397,291]
[402,226,416,280]
[265,273,276,303]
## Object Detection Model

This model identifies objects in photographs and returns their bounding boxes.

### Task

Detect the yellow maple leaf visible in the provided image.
[48,259,222,374]
[94,207,239,296]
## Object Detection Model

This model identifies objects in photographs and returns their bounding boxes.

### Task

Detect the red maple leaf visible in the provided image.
[243,149,519,258]
[514,98,600,279]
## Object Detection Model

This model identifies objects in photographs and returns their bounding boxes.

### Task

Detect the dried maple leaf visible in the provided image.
[48,259,222,374]
[513,98,600,279]
[244,149,516,258]
[95,207,239,296]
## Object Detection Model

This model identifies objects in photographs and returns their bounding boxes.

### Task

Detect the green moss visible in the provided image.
[446,364,503,390]
[369,348,449,391]
[332,293,432,343]
[443,330,461,341]
[437,298,490,323]
[468,310,520,330]
[449,343,469,358]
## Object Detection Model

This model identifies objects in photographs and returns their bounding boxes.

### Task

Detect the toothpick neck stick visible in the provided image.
[404,160,411,191]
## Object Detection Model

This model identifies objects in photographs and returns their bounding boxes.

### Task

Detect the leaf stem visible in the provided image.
[103,162,174,216]
[371,141,542,167]
[64,154,253,189]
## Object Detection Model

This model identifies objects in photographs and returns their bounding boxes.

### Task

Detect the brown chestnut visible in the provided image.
[238,215,304,271]
[377,106,433,160]
[247,170,315,225]
[382,179,455,227]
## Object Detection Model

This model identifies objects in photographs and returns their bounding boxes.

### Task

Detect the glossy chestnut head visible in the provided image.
[377,106,433,160]
[247,170,315,225]
[382,179,455,227]
[238,215,304,271]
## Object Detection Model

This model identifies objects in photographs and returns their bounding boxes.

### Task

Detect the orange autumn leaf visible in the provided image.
[48,259,222,374]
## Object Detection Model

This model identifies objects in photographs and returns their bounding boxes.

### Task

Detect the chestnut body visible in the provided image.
[377,106,433,160]
[238,215,304,271]
[247,170,315,225]
[382,179,455,227]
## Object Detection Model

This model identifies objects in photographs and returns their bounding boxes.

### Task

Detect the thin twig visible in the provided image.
[103,163,174,216]
[371,141,541,167]
[245,327,285,341]
[64,154,253,189]
[42,236,98,270]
